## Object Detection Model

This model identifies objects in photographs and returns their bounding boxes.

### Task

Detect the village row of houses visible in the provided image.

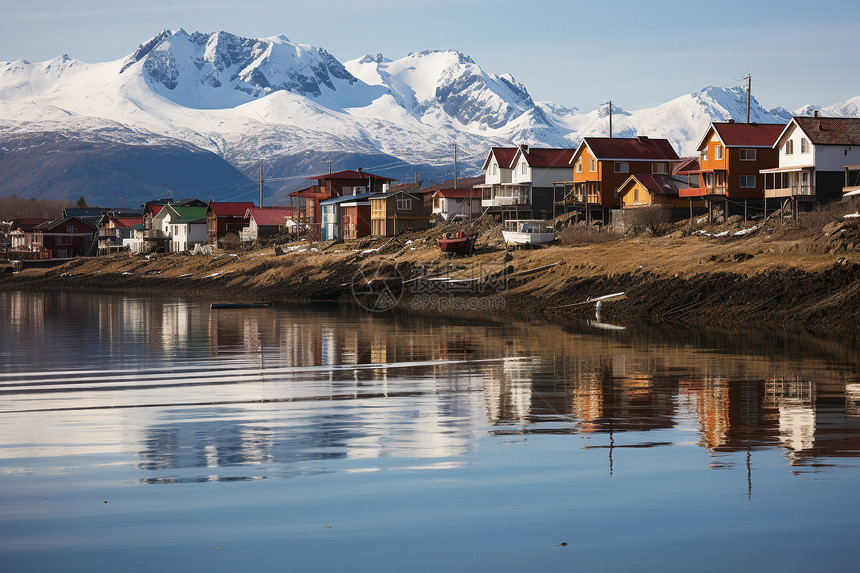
[7,200,296,260]
[6,113,860,260]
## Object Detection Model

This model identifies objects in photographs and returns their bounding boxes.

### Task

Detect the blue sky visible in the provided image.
[1,0,858,112]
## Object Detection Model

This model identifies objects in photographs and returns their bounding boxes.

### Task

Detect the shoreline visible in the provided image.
[3,220,860,339]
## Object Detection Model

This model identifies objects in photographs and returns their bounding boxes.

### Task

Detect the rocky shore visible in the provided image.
[3,212,860,338]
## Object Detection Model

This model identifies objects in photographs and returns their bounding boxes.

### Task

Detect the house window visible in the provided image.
[614,162,628,174]
[57,235,72,245]
[589,158,596,171]
[66,225,76,233]
[740,148,756,161]
[633,189,639,203]
[652,163,668,175]
[702,148,708,162]
[715,145,723,160]
[739,175,756,188]
[786,140,794,154]
[576,159,583,173]
[521,162,527,174]
[801,138,809,153]
[492,162,497,176]
[396,197,412,211]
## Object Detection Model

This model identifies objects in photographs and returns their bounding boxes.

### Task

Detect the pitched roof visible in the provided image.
[791,116,860,146]
[35,216,97,232]
[307,170,396,181]
[578,136,680,162]
[515,147,575,168]
[703,122,786,149]
[673,157,700,174]
[208,201,256,217]
[167,206,208,223]
[110,217,143,228]
[482,147,518,170]
[619,174,681,197]
[12,217,50,231]
[433,188,482,199]
[246,207,293,226]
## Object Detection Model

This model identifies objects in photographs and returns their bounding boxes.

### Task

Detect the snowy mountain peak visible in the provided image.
[117,29,364,109]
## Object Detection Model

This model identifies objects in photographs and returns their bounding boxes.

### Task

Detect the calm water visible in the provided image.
[1,291,858,572]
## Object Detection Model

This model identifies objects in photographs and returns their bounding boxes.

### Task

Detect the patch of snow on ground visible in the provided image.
[734,226,758,236]
[844,212,860,218]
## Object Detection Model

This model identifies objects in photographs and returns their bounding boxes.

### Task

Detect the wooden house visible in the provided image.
[151,205,208,252]
[431,188,482,221]
[761,114,860,211]
[9,218,50,257]
[206,201,255,247]
[679,121,785,220]
[32,216,97,259]
[285,169,396,230]
[321,193,373,241]
[97,215,143,255]
[477,145,573,220]
[557,136,680,222]
[241,207,294,243]
[370,188,429,236]
[618,174,687,209]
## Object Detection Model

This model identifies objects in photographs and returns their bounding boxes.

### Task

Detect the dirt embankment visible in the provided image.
[3,211,860,338]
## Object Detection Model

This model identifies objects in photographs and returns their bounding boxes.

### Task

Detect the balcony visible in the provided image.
[143,229,167,240]
[764,185,814,199]
[679,185,726,198]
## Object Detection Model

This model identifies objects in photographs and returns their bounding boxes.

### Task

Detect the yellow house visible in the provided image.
[618,174,689,209]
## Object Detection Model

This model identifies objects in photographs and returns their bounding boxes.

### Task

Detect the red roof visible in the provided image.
[13,218,50,231]
[307,170,395,181]
[433,188,482,199]
[111,217,142,228]
[622,174,680,196]
[674,157,700,175]
[150,205,164,216]
[246,207,294,226]
[581,137,680,161]
[209,201,256,217]
[793,116,860,146]
[483,147,518,170]
[518,147,575,168]
[710,122,786,148]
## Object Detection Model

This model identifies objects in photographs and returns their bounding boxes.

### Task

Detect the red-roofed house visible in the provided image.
[206,201,256,247]
[432,188,482,221]
[285,169,396,230]
[761,115,860,208]
[9,218,50,257]
[241,207,295,243]
[97,215,143,255]
[618,174,687,209]
[679,121,785,220]
[32,216,97,259]
[478,145,574,220]
[559,136,681,222]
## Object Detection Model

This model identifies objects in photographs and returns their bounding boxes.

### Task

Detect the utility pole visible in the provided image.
[609,101,613,138]
[168,188,173,202]
[326,159,333,174]
[453,143,458,189]
[259,159,263,208]
[119,197,123,208]
[746,74,752,123]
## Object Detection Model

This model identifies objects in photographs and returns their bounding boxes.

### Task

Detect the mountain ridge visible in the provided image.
[1,29,857,206]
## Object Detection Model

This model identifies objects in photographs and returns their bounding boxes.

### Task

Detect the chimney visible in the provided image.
[637,135,649,142]
[520,143,529,154]
[727,119,735,123]
[357,167,363,174]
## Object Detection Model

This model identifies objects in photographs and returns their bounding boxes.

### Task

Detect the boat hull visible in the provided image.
[437,233,477,254]
[501,231,555,246]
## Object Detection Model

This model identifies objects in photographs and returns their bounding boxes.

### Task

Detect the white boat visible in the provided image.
[501,219,555,246]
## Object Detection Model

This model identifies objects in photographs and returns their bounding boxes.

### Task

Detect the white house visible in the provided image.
[477,145,575,220]
[761,114,860,204]
[431,188,482,221]
[152,205,208,252]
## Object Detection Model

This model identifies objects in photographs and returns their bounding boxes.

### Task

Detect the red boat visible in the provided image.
[437,231,477,255]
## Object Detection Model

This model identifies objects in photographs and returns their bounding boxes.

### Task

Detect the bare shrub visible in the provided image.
[625,206,674,236]
[558,224,622,245]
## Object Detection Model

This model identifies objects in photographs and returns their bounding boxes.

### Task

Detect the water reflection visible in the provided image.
[1,290,859,484]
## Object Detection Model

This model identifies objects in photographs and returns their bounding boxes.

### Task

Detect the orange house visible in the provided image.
[618,174,688,209]
[560,136,680,222]
[680,121,785,218]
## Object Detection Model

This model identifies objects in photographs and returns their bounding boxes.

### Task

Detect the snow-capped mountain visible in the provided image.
[0,29,857,205]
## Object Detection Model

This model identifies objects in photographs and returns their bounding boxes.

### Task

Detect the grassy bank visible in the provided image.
[3,207,860,338]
